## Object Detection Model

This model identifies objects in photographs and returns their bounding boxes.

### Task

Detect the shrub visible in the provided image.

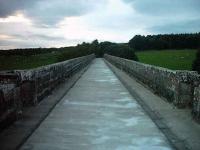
[192,49,200,73]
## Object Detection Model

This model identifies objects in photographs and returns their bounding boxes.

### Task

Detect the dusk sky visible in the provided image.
[0,0,200,49]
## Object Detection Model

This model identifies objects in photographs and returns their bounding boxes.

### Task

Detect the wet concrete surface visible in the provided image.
[20,58,173,150]
[105,59,200,150]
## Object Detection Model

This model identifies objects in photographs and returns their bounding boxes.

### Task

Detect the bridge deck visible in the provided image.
[21,58,173,150]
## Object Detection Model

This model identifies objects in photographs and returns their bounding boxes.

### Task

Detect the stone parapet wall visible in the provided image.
[193,85,200,122]
[0,54,95,129]
[104,54,200,121]
[0,73,21,129]
[16,54,94,105]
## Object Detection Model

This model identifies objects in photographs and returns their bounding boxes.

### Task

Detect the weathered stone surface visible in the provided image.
[104,54,200,121]
[0,54,95,130]
[0,73,20,130]
[193,85,200,122]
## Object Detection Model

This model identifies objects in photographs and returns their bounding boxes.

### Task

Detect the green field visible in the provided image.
[136,49,197,70]
[0,49,197,71]
[0,52,61,70]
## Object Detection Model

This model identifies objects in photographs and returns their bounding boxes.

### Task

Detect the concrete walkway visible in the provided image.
[20,59,173,150]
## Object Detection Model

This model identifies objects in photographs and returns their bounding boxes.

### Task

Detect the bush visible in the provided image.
[192,49,200,73]
[103,43,138,61]
[58,40,138,62]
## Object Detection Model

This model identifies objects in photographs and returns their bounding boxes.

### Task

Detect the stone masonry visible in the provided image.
[0,54,95,130]
[104,54,200,122]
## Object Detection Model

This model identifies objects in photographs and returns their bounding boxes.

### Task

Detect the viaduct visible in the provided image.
[0,54,200,150]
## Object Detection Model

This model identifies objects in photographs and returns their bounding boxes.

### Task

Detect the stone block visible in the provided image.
[0,54,95,129]
[192,85,200,121]
[104,54,199,114]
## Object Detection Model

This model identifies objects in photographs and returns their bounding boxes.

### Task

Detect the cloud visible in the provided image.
[0,0,106,25]
[123,0,200,16]
[26,0,107,25]
[0,0,36,17]
[0,0,200,49]
[12,33,65,41]
[122,0,200,34]
[56,0,150,43]
[0,38,39,49]
[0,33,74,49]
[149,19,200,34]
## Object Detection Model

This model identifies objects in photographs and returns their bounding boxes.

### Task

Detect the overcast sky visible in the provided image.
[0,0,199,49]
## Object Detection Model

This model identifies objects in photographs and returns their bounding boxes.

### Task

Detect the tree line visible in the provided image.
[1,33,199,72]
[0,47,60,56]
[58,40,138,61]
[129,33,200,51]
[0,40,138,61]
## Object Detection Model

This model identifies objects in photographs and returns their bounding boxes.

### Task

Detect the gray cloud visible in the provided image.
[0,39,39,49]
[149,19,200,34]
[0,0,106,25]
[123,0,200,16]
[27,0,106,25]
[122,0,200,34]
[0,0,40,17]
[12,33,65,41]
[0,28,86,49]
[0,0,200,49]
[0,35,66,49]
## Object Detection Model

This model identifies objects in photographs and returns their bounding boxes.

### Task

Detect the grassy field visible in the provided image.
[0,49,197,71]
[136,49,197,70]
[0,52,61,70]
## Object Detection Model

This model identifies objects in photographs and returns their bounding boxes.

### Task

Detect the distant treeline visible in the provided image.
[58,40,138,61]
[1,32,200,62]
[0,40,138,61]
[0,48,60,56]
[129,33,200,51]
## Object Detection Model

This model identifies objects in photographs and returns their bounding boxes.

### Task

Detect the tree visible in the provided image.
[128,33,200,51]
[1,39,138,63]
[129,35,146,50]
[192,49,200,73]
[103,43,138,61]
